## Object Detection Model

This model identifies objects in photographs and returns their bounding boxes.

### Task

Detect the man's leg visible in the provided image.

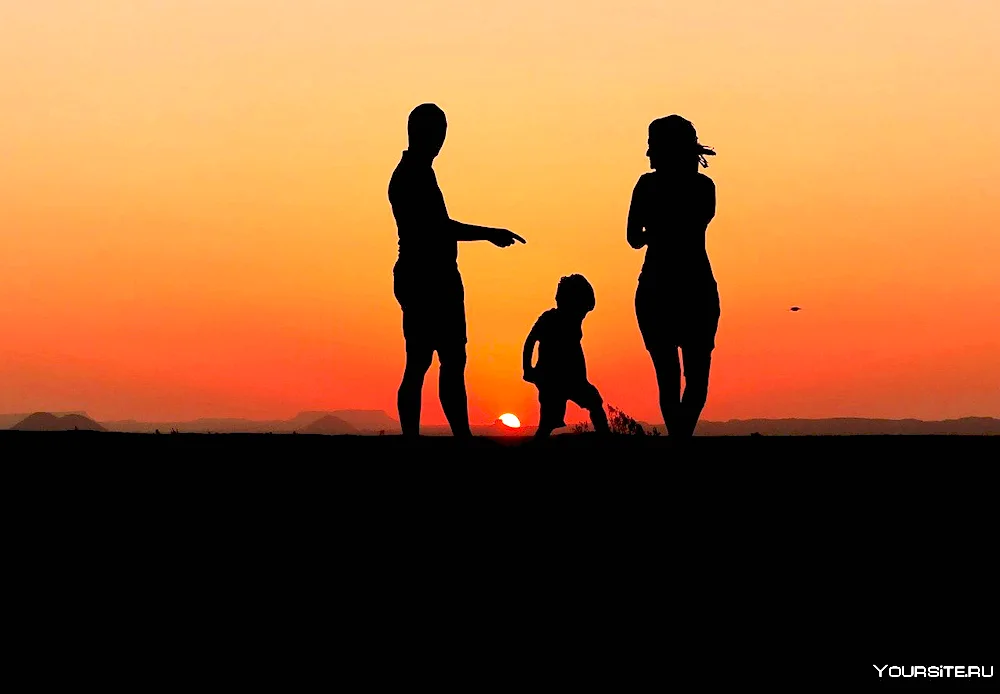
[399,341,433,437]
[679,346,713,438]
[438,343,472,438]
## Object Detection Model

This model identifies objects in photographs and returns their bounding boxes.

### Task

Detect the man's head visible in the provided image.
[555,274,596,315]
[407,103,447,159]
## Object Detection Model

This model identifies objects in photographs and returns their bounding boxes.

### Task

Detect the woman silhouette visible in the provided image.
[627,115,719,437]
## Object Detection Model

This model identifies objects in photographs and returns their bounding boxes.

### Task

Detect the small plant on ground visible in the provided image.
[606,405,660,436]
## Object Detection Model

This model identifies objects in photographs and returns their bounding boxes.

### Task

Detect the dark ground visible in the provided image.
[3,431,995,685]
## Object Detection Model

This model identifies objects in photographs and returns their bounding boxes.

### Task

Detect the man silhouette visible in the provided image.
[389,103,525,437]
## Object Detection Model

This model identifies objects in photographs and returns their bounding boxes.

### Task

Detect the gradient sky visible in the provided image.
[2,1,998,424]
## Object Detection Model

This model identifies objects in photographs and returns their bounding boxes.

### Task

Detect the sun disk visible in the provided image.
[499,413,521,428]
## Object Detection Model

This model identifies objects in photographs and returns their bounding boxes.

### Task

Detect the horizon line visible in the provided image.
[5,410,1000,425]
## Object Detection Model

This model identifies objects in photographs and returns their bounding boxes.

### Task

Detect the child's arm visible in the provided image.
[626,177,646,249]
[522,320,541,383]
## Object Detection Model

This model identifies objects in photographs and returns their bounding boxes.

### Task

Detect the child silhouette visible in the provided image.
[522,275,609,438]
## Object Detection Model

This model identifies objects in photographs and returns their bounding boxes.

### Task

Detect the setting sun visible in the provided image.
[499,413,521,428]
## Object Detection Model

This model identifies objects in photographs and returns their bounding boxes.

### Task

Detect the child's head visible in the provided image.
[555,274,596,315]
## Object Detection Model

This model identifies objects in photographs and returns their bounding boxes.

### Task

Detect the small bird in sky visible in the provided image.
[790,306,802,312]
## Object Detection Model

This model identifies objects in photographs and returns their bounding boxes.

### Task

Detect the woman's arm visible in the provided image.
[699,175,716,226]
[626,178,646,249]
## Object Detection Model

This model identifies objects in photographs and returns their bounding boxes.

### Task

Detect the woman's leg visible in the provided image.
[649,348,682,436]
[678,346,713,437]
[636,279,683,436]
[677,290,720,437]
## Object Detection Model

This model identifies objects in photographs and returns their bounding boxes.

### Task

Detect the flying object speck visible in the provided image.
[790,306,801,312]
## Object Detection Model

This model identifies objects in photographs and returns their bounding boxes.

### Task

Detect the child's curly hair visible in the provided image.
[555,274,596,313]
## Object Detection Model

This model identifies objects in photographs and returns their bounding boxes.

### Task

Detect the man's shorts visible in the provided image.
[394,267,467,353]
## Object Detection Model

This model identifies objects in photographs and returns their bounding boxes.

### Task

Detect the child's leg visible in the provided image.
[574,383,609,434]
[537,389,567,437]
[590,402,609,434]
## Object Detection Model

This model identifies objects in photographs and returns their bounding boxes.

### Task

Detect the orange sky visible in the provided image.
[2,1,998,424]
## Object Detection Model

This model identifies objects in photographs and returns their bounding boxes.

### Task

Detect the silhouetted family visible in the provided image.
[389,103,719,439]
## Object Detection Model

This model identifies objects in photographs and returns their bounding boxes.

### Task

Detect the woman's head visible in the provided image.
[555,274,596,315]
[646,115,715,172]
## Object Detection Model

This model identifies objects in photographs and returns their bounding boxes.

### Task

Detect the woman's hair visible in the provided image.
[556,274,596,313]
[648,115,716,168]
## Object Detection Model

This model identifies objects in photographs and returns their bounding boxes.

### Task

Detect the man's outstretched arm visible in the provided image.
[448,220,526,247]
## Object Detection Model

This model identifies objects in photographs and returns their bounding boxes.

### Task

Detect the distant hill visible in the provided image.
[0,411,90,429]
[332,410,400,432]
[11,412,106,432]
[288,410,400,433]
[300,415,359,435]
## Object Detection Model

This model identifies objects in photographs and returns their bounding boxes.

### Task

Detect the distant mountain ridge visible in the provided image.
[3,411,998,435]
[0,412,90,429]
[95,410,401,434]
